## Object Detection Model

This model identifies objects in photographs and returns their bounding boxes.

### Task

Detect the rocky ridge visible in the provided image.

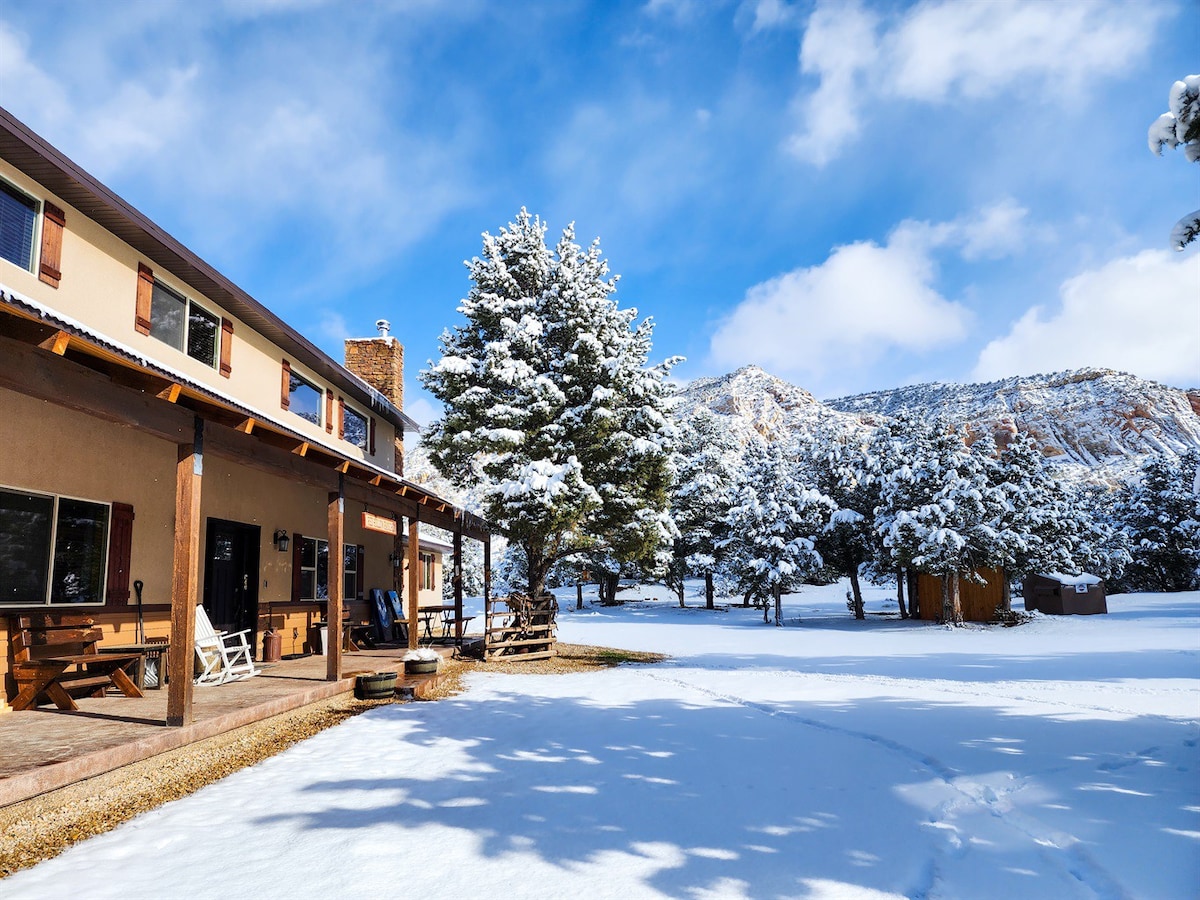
[678,365,1200,483]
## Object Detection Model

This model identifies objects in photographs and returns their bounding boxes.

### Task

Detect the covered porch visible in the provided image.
[0,643,464,808]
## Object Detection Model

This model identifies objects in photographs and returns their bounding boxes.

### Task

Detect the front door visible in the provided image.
[203,518,261,658]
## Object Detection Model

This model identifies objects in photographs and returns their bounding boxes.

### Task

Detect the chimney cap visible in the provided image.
[375,319,391,337]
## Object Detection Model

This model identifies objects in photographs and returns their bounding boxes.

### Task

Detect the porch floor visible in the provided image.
[0,644,460,808]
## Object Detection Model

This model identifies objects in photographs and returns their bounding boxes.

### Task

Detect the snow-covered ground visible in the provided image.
[6,582,1198,899]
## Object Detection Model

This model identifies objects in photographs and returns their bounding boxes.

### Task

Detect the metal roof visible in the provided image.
[0,106,418,435]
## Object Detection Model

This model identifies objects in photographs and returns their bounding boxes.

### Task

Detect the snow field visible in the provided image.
[3,581,1197,899]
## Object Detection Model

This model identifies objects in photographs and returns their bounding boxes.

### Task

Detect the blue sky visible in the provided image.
[1,0,1196,426]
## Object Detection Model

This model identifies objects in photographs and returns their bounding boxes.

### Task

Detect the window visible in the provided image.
[288,371,323,427]
[343,405,368,451]
[419,551,435,592]
[0,487,109,606]
[0,178,38,272]
[343,543,358,601]
[296,537,359,601]
[299,536,329,601]
[148,281,221,368]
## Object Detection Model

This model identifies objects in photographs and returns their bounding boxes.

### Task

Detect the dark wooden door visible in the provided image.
[203,518,261,657]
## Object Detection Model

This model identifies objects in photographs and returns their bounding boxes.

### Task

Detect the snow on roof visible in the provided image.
[1038,572,1103,587]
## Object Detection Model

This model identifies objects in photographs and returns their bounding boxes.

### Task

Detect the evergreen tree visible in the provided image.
[670,409,743,608]
[800,424,879,620]
[719,441,832,624]
[1116,449,1200,591]
[877,419,1007,624]
[421,210,679,599]
[1148,74,1200,250]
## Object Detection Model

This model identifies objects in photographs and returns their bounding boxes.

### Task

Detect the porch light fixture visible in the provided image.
[388,552,401,568]
[273,529,290,553]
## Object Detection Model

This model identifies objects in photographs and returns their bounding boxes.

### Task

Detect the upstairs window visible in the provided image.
[0,179,38,272]
[0,487,110,606]
[148,281,221,368]
[288,371,324,427]
[343,405,368,451]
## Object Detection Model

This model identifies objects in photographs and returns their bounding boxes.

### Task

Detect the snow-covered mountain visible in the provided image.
[676,365,866,444]
[679,365,1200,482]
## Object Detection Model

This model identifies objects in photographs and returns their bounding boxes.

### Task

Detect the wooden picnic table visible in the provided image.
[10,614,144,711]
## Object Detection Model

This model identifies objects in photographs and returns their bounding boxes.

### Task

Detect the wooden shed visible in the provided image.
[915,567,1005,623]
[1023,573,1107,615]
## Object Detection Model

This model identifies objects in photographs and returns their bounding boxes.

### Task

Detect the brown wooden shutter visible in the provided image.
[281,360,292,410]
[106,502,135,604]
[39,203,65,288]
[337,397,345,440]
[325,390,334,433]
[369,418,376,455]
[219,318,234,378]
[135,264,154,335]
[291,533,304,601]
[356,545,365,600]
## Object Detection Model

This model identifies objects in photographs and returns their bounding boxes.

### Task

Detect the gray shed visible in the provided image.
[1023,572,1107,615]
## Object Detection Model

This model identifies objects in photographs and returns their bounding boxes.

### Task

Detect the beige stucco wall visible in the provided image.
[0,159,398,472]
[0,389,444,692]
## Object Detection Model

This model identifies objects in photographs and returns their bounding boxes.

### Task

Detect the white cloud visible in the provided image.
[786,1,879,166]
[708,202,1033,390]
[973,250,1200,388]
[709,219,969,388]
[789,0,1165,165]
[744,0,800,33]
[0,13,472,281]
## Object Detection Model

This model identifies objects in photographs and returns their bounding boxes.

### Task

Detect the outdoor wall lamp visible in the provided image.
[388,552,401,568]
[273,529,290,553]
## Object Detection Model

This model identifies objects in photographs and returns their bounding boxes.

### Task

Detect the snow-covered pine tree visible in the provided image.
[877,418,1007,625]
[800,423,879,620]
[1148,74,1200,250]
[1115,449,1200,591]
[719,440,832,624]
[670,408,743,608]
[421,209,680,599]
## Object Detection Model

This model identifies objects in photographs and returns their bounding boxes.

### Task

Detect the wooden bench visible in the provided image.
[9,614,144,711]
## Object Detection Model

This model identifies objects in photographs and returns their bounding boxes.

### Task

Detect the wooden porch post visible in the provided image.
[407,513,420,649]
[326,475,344,681]
[166,417,203,727]
[483,535,492,621]
[453,528,463,642]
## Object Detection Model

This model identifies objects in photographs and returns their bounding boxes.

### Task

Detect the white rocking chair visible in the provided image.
[194,605,259,685]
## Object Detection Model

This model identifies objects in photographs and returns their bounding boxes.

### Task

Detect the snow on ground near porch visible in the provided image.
[5,582,1198,899]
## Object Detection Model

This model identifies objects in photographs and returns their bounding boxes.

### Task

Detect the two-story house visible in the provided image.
[0,107,488,723]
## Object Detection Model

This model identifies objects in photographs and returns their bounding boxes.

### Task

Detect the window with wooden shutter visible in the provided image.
[219,318,234,378]
[369,418,376,455]
[38,202,65,288]
[291,532,304,601]
[135,263,154,334]
[105,502,135,605]
[337,397,346,440]
[325,390,334,433]
[356,545,365,601]
[281,360,292,410]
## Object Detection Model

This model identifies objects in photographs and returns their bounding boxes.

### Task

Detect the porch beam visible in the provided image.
[166,417,203,727]
[326,476,345,681]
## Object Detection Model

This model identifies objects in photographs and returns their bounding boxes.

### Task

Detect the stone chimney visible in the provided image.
[344,322,405,475]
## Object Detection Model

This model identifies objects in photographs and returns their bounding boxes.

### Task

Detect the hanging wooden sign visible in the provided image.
[362,511,397,535]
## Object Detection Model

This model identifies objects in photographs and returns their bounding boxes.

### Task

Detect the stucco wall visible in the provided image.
[0,158,398,472]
